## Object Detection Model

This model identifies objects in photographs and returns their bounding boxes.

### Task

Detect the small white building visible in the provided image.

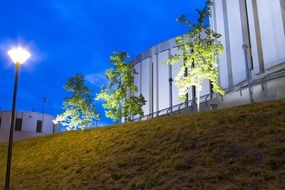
[0,111,60,142]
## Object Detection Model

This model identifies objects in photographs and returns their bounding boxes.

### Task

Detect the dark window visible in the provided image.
[36,120,42,133]
[0,118,2,128]
[15,118,22,131]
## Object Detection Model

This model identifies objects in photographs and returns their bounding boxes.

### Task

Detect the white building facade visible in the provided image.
[211,0,285,88]
[132,0,285,120]
[0,111,59,142]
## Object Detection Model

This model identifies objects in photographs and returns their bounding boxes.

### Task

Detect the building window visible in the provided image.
[0,118,2,128]
[36,120,42,133]
[15,118,22,131]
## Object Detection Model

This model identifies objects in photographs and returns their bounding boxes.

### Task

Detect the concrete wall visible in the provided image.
[131,38,210,117]
[211,0,285,77]
[131,0,285,119]
[171,71,285,116]
[0,111,59,142]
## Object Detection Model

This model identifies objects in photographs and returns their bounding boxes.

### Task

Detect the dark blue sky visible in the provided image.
[0,0,205,125]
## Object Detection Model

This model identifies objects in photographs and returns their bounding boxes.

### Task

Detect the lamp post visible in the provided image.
[5,47,31,190]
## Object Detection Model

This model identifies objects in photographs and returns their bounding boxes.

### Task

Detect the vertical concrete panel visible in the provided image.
[246,0,265,74]
[171,47,184,105]
[200,79,210,97]
[257,0,285,67]
[149,57,154,115]
[132,63,142,119]
[211,0,222,85]
[213,0,230,89]
[222,0,234,88]
[188,85,193,102]
[227,0,247,85]
[252,0,265,73]
[158,51,170,110]
[141,58,150,115]
[281,0,285,35]
[152,54,158,112]
[134,63,141,96]
[168,50,173,109]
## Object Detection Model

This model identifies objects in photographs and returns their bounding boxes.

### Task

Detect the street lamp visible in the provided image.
[5,47,31,190]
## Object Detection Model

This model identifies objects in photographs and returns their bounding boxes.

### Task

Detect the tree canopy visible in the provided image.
[54,73,99,130]
[167,0,224,111]
[96,51,146,122]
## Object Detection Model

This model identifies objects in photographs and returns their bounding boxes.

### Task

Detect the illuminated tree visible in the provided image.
[167,0,224,111]
[96,51,146,122]
[54,73,99,130]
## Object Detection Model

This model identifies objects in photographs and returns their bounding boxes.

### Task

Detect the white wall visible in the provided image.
[213,0,230,89]
[246,0,262,74]
[158,50,170,110]
[141,58,151,115]
[257,0,285,68]
[171,47,184,105]
[200,79,210,97]
[212,0,285,82]
[0,111,56,135]
[227,0,247,85]
[134,63,141,96]
[0,112,11,131]
[152,54,158,112]
[132,0,285,118]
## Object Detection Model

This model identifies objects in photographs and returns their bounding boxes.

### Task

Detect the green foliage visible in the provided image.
[96,51,146,122]
[54,73,99,130]
[167,0,224,104]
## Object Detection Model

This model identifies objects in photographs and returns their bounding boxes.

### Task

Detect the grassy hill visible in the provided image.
[0,100,285,190]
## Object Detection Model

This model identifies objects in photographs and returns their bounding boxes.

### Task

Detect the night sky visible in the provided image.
[0,0,205,126]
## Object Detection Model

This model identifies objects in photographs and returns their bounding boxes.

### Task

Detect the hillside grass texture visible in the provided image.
[0,99,285,189]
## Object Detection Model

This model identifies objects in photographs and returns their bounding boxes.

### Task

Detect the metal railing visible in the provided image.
[133,93,216,122]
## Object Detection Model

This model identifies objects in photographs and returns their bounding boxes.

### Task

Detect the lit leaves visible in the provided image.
[54,73,99,130]
[96,51,146,122]
[166,0,225,99]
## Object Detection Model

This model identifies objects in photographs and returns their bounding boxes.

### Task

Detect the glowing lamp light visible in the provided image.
[8,47,31,64]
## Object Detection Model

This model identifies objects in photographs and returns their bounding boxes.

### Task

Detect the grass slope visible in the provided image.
[0,100,285,190]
